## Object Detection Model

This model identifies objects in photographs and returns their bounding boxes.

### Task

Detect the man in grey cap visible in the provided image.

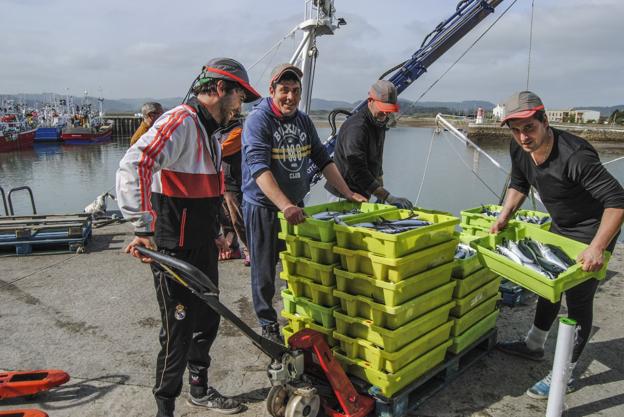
[326,80,413,209]
[492,90,624,400]
[117,57,260,417]
[130,101,164,146]
[241,63,366,342]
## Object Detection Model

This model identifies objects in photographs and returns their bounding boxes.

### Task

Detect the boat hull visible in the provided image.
[61,126,113,145]
[35,127,62,143]
[0,129,36,152]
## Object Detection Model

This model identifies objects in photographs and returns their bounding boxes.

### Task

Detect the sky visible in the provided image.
[1,0,622,108]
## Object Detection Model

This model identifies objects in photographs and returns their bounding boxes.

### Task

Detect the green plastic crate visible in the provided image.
[449,310,499,354]
[278,201,395,241]
[279,233,339,265]
[453,268,498,298]
[461,204,551,232]
[333,261,453,307]
[451,255,482,279]
[472,225,610,303]
[334,208,459,258]
[333,281,456,330]
[333,301,455,352]
[279,252,336,286]
[281,289,338,328]
[451,295,499,336]
[282,323,337,347]
[333,321,453,373]
[458,229,490,244]
[333,239,458,283]
[279,271,338,307]
[451,276,501,317]
[333,339,452,398]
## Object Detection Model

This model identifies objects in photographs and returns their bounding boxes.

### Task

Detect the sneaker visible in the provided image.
[188,387,243,414]
[243,254,250,267]
[262,323,283,344]
[526,371,576,400]
[497,340,545,361]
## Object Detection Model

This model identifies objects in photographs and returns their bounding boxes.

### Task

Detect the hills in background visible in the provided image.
[1,93,622,117]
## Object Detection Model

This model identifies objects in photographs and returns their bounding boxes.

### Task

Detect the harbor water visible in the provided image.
[2,127,624,218]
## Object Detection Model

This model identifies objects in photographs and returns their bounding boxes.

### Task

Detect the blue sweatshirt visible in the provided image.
[242,97,332,209]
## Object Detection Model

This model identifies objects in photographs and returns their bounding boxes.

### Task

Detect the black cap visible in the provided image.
[200,57,261,103]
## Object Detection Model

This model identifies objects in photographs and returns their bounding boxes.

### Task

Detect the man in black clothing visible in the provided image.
[491,91,624,400]
[117,58,261,417]
[326,80,413,208]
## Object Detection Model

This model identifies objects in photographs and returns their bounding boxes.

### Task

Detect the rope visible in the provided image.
[441,133,502,200]
[415,129,437,205]
[412,0,519,105]
[526,0,535,89]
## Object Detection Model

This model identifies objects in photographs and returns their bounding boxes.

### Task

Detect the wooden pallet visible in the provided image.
[369,328,497,417]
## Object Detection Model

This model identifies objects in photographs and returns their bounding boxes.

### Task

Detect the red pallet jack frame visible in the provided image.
[137,247,374,417]
[0,410,49,417]
[0,369,69,400]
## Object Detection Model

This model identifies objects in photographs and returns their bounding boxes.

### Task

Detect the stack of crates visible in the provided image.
[449,235,501,354]
[329,207,460,398]
[278,202,395,347]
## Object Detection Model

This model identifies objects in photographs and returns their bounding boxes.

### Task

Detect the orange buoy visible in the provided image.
[0,370,70,400]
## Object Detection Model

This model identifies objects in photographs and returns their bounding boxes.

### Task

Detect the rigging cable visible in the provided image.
[411,0,519,105]
[526,0,535,89]
[415,129,437,205]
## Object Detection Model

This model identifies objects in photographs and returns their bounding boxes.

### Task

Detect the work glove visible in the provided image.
[385,194,413,210]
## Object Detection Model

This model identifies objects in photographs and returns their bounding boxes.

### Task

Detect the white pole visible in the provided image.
[545,317,576,417]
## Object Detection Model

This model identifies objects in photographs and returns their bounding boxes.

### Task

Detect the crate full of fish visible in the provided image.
[451,276,501,316]
[333,281,456,330]
[333,261,453,307]
[333,301,455,353]
[461,204,551,232]
[332,339,452,398]
[333,208,459,258]
[471,225,610,302]
[278,233,339,265]
[333,239,458,283]
[281,313,337,347]
[333,321,453,373]
[453,267,498,298]
[279,271,339,307]
[278,201,395,242]
[451,295,499,336]
[281,289,338,328]
[449,310,499,355]
[452,242,483,278]
[279,252,336,286]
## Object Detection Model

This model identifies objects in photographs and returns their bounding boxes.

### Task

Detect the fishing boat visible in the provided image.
[0,114,36,152]
[34,101,71,143]
[60,92,113,145]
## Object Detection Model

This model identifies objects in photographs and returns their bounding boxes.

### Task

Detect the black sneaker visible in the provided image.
[262,323,283,344]
[188,387,243,414]
[497,339,545,361]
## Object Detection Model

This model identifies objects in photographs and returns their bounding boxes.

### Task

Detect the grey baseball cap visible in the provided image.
[200,57,261,103]
[500,90,545,126]
[368,80,399,113]
[270,63,303,86]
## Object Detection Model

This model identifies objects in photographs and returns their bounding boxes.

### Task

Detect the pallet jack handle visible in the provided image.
[136,246,290,361]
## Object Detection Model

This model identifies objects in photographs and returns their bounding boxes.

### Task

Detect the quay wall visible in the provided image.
[468,123,624,142]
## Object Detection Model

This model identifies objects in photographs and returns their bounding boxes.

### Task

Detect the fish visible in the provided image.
[523,239,565,277]
[312,208,363,221]
[455,243,476,260]
[536,241,570,271]
[496,245,524,264]
[546,244,575,268]
[506,239,534,264]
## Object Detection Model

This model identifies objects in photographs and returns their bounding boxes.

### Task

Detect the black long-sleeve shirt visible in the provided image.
[509,127,624,244]
[325,107,386,198]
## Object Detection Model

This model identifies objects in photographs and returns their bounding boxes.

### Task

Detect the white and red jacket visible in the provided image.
[116,102,224,249]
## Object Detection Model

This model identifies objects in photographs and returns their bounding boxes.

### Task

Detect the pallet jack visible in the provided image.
[137,247,374,417]
[0,369,69,417]
[0,410,49,417]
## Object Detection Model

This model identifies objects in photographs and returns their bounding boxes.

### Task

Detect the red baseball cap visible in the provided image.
[201,57,261,103]
[369,80,400,113]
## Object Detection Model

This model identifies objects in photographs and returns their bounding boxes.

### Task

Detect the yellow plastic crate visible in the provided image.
[451,295,499,336]
[333,239,458,283]
[472,225,610,302]
[281,289,338,328]
[451,252,482,278]
[333,261,453,307]
[279,233,339,265]
[333,281,456,330]
[461,204,551,232]
[278,201,395,242]
[333,301,454,352]
[279,271,338,307]
[333,339,452,398]
[451,276,501,317]
[279,252,336,286]
[453,268,498,298]
[333,321,453,373]
[449,310,499,354]
[282,323,337,347]
[333,208,459,258]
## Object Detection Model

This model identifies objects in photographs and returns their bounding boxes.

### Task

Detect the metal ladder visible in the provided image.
[0,185,37,216]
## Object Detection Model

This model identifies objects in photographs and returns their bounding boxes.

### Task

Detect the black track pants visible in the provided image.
[150,244,220,415]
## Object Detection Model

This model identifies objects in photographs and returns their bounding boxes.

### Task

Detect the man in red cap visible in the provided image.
[241,63,366,342]
[326,80,413,209]
[492,90,624,400]
[117,57,260,417]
